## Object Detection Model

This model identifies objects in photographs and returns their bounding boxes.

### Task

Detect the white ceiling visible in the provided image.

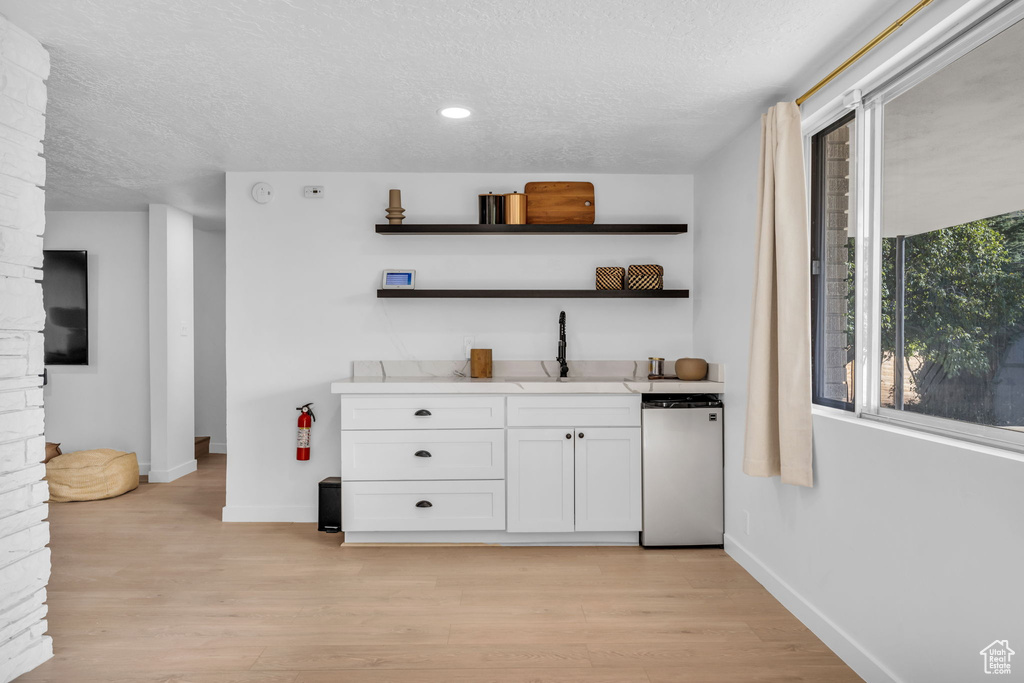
[883,16,1024,236]
[0,0,902,228]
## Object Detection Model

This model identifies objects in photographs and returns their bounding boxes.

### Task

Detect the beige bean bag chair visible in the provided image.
[46,449,139,502]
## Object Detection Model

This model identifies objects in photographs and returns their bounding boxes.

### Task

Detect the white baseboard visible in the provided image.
[148,458,198,483]
[221,505,316,523]
[344,530,639,545]
[725,534,902,683]
[210,442,227,454]
[137,460,151,476]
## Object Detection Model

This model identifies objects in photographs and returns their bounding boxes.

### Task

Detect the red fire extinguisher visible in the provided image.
[296,403,315,461]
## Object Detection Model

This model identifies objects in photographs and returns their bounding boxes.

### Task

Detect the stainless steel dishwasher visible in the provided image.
[641,394,724,547]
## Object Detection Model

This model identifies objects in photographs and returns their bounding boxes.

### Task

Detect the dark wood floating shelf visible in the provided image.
[375,223,687,235]
[378,289,690,299]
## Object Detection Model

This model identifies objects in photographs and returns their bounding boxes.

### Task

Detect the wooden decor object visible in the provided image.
[470,349,493,378]
[595,267,625,290]
[627,264,664,290]
[386,189,405,224]
[524,182,595,224]
[675,357,708,380]
[504,192,527,224]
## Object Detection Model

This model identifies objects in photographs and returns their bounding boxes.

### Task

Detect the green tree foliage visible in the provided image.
[881,210,1024,423]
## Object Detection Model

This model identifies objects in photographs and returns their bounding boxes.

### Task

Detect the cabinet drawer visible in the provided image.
[340,396,505,430]
[342,480,505,531]
[342,429,505,481]
[507,395,640,427]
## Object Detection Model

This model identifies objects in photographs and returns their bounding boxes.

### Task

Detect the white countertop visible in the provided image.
[331,375,724,394]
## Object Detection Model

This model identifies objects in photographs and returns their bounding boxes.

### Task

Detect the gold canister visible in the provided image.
[504,192,527,224]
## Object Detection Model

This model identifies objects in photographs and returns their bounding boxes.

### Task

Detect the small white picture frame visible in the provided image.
[381,269,416,289]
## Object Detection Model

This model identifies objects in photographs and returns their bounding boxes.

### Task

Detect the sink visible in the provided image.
[491,376,559,382]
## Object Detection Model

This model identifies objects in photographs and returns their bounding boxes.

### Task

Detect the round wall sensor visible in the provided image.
[251,182,274,204]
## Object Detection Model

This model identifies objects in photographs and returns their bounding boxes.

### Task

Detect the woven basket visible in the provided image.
[595,266,625,290]
[46,449,140,502]
[627,264,664,290]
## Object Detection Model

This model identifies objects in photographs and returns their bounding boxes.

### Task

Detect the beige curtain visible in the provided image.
[743,101,814,488]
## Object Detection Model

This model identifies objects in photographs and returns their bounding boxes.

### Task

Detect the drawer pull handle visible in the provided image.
[414,450,432,458]
[415,500,433,508]
[566,433,572,439]
[578,432,585,438]
[414,409,432,417]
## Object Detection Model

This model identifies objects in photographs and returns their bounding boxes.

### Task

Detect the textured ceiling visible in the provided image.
[0,0,902,226]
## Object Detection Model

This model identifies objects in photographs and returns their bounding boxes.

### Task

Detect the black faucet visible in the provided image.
[557,311,568,378]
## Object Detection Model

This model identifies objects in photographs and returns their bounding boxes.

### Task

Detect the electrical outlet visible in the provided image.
[744,510,751,535]
[303,185,324,198]
[463,336,475,359]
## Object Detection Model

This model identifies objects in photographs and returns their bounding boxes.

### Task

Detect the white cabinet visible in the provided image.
[574,427,642,532]
[342,429,504,481]
[342,480,505,531]
[506,395,642,534]
[340,395,507,534]
[340,392,643,542]
[506,429,575,532]
[340,395,504,430]
[507,395,640,428]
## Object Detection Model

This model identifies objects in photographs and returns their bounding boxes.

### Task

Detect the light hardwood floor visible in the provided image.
[18,454,862,682]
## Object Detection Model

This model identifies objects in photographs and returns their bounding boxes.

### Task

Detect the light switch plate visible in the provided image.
[304,186,324,198]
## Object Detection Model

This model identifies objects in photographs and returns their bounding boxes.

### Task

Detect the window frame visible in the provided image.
[810,111,857,412]
[806,1,1024,453]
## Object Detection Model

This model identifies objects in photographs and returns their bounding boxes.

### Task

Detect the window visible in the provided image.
[809,8,1024,451]
[875,16,1024,444]
[811,112,856,411]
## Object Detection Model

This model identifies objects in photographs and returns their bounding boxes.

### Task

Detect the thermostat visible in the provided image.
[382,269,416,289]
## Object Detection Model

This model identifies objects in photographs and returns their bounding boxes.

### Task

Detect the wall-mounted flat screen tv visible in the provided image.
[42,250,89,365]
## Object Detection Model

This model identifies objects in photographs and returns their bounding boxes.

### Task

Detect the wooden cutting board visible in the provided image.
[524,181,595,224]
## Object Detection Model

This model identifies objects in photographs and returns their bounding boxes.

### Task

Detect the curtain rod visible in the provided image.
[796,0,934,106]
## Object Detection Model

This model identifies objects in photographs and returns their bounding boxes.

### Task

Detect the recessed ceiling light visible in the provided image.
[439,106,472,119]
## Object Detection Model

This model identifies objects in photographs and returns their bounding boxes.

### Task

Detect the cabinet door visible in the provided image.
[507,428,574,532]
[574,427,642,532]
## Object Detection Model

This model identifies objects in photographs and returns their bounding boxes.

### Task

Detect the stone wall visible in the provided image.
[822,123,852,403]
[0,15,52,683]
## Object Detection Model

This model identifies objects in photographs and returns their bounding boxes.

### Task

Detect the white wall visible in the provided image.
[148,204,196,482]
[0,15,52,682]
[43,212,151,471]
[694,3,1024,681]
[194,228,226,453]
[224,172,693,521]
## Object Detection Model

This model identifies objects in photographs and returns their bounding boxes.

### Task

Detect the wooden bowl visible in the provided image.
[675,358,708,381]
